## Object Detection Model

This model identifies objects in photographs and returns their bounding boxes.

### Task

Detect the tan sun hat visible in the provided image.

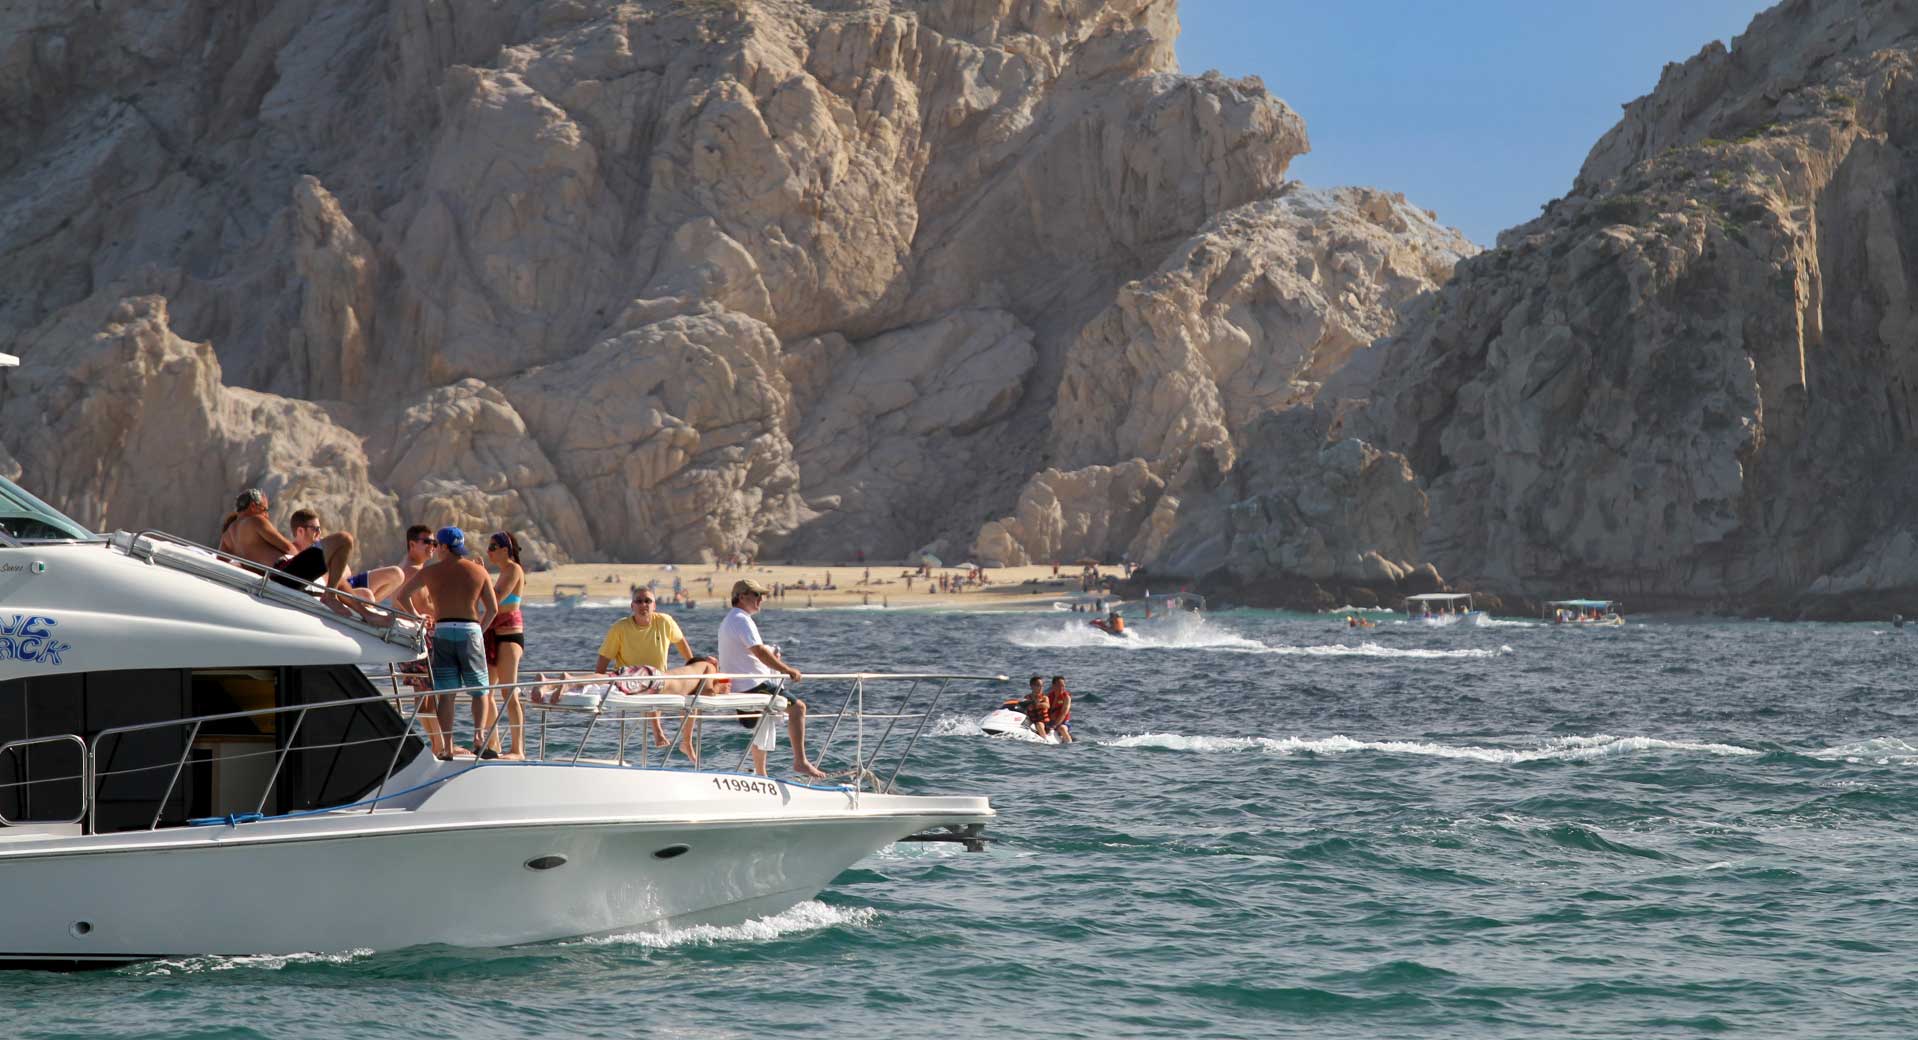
[731,577,771,601]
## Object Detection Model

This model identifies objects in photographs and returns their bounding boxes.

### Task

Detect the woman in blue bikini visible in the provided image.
[485,532,528,758]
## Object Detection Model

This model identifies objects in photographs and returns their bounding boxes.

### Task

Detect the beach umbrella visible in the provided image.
[958,561,978,570]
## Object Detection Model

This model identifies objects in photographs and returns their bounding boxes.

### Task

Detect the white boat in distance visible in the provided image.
[1405,592,1487,626]
[0,447,996,964]
[1546,599,1625,626]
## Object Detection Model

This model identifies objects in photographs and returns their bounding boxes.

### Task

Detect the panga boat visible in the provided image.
[552,582,588,608]
[1546,599,1624,626]
[0,391,997,965]
[1405,592,1487,626]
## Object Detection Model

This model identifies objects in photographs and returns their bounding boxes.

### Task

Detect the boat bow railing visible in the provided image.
[23,670,1003,835]
[104,529,428,651]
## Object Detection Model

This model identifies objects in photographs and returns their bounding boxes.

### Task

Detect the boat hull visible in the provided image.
[0,765,990,964]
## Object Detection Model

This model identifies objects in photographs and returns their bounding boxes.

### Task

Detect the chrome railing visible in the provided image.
[12,670,1004,834]
[103,529,428,650]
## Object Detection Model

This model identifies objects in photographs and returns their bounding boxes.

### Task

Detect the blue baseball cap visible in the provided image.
[435,526,467,554]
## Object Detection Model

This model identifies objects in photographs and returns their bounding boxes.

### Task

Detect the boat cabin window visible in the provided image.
[0,665,422,832]
[0,475,94,542]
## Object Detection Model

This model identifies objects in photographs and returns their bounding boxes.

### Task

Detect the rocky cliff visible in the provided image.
[0,0,1479,572]
[1190,0,1918,616]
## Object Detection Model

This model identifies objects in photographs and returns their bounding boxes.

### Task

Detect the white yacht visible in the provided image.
[0,358,994,967]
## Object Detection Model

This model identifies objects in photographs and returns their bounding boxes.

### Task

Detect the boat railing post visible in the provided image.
[254,706,310,816]
[854,677,864,797]
[860,679,919,777]
[370,695,426,814]
[618,715,630,767]
[572,710,599,765]
[884,679,951,793]
[813,681,861,773]
[151,720,201,831]
[86,737,99,836]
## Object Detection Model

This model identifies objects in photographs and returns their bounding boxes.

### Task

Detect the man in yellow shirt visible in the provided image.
[596,589,699,748]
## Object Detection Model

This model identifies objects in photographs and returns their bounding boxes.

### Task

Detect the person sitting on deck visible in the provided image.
[719,578,827,779]
[346,524,435,605]
[596,587,699,757]
[219,490,356,591]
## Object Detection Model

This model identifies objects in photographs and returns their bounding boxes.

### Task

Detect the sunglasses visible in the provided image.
[632,598,655,605]
[410,536,434,544]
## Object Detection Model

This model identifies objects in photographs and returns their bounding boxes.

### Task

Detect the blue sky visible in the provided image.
[1176,1,1775,245]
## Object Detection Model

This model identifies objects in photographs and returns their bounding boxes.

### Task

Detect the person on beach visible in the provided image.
[392,527,499,759]
[1046,675,1073,743]
[719,578,826,778]
[219,490,356,590]
[597,586,698,754]
[485,532,528,759]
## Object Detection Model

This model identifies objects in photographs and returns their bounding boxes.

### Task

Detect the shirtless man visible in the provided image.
[392,528,500,759]
[218,490,356,590]
[347,525,436,605]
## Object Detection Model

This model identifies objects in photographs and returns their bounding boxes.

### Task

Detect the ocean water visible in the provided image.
[8,606,1918,1038]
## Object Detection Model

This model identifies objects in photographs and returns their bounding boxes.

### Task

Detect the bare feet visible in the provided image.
[501,751,526,761]
[794,761,828,780]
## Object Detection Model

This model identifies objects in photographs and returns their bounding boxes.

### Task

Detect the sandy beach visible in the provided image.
[519,562,1130,612]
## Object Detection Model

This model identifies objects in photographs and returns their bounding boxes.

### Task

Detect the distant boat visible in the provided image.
[1405,592,1486,625]
[1546,599,1624,626]
[553,582,588,609]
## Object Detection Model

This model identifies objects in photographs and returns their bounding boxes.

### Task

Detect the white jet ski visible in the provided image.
[980,707,1060,744]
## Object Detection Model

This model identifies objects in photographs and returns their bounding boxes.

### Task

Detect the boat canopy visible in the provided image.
[0,475,94,541]
[1547,599,1616,609]
[1405,593,1473,603]
[0,352,17,367]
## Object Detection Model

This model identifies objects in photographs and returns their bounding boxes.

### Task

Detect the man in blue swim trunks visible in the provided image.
[393,527,500,759]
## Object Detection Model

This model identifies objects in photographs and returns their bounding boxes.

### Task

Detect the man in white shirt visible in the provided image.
[718,578,827,778]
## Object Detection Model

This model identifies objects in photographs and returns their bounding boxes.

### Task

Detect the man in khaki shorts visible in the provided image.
[717,578,826,778]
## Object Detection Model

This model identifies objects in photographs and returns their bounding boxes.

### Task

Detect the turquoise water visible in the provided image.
[8,607,1918,1038]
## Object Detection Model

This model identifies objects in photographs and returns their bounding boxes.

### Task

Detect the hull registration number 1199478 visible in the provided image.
[712,777,779,796]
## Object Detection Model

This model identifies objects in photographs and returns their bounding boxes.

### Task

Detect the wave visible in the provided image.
[576,900,876,949]
[1098,732,1761,763]
[129,948,377,975]
[1809,737,1918,765]
[1238,641,1514,659]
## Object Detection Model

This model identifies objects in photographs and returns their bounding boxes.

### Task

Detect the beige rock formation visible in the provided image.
[974,460,1165,567]
[975,184,1472,566]
[0,292,400,549]
[3,0,1351,565]
[1318,0,1918,610]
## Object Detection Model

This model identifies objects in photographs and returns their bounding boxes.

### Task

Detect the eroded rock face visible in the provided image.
[0,292,400,549]
[974,460,1165,567]
[1330,0,1918,609]
[2,0,1349,563]
[976,183,1472,566]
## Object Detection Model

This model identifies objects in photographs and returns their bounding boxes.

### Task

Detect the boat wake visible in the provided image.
[1009,617,1267,651]
[1098,732,1761,762]
[578,901,878,949]
[1235,641,1514,659]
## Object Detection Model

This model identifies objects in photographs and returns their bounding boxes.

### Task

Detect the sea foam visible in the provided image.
[577,900,877,949]
[1098,732,1761,762]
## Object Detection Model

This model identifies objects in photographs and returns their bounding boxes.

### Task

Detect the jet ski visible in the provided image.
[980,707,1060,744]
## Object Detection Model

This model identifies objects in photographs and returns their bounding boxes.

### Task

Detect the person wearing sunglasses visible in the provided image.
[344,525,436,606]
[596,585,698,751]
[483,532,528,759]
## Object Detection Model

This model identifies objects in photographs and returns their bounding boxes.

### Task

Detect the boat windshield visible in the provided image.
[0,475,94,542]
